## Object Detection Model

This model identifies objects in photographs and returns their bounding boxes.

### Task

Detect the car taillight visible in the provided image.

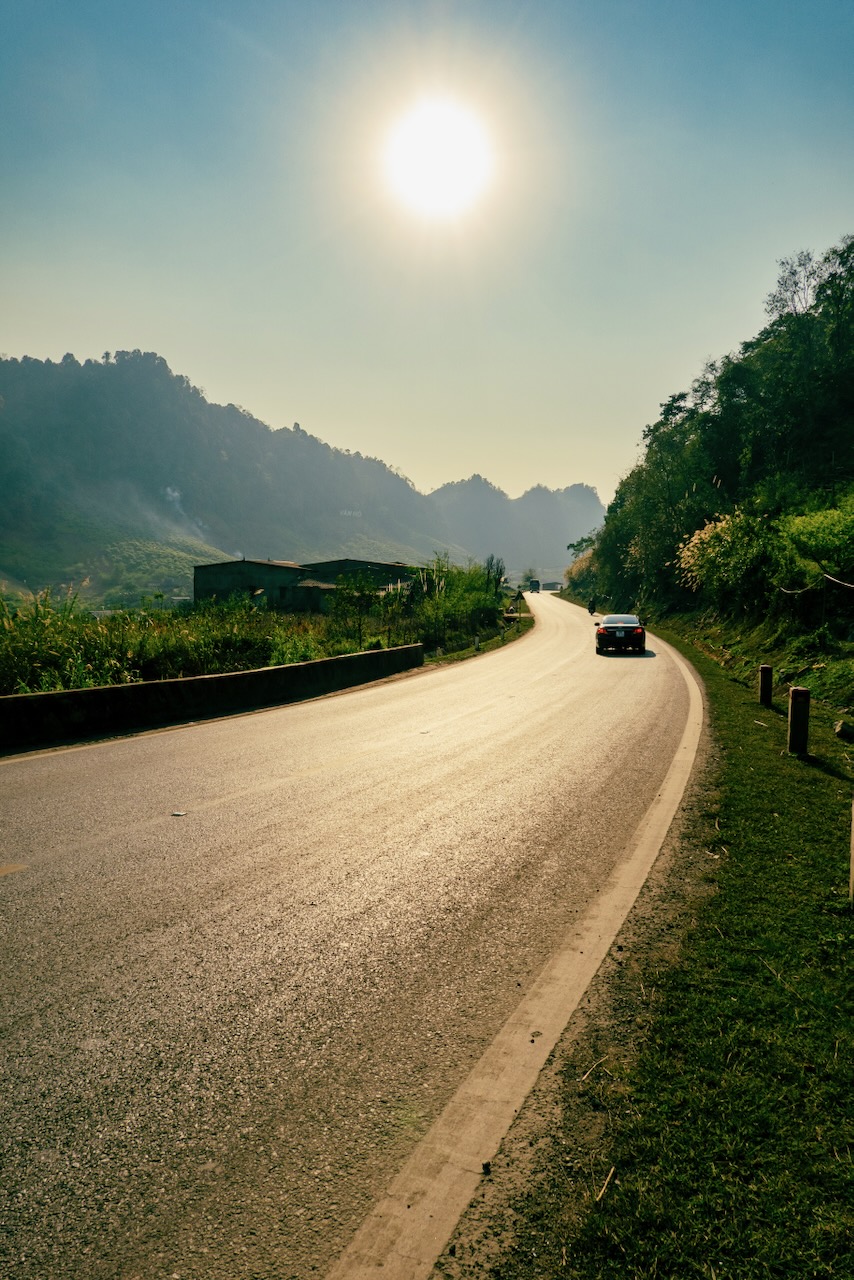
[597,626,607,635]
[633,627,644,634]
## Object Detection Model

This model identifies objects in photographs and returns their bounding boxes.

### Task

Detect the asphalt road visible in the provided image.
[0,594,692,1279]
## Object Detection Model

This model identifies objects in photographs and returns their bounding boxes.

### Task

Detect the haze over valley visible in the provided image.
[0,351,604,603]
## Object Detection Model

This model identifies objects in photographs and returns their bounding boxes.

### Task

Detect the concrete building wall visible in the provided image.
[0,645,425,753]
[194,560,305,608]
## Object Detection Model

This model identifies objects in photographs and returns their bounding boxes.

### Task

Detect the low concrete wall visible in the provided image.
[0,645,423,754]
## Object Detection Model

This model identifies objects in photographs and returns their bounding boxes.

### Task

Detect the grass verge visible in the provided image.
[441,624,854,1279]
[424,614,535,666]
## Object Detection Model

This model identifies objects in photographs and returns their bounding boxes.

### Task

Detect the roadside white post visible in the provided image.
[788,686,810,755]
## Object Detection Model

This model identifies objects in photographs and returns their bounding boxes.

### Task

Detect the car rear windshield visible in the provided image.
[602,615,640,625]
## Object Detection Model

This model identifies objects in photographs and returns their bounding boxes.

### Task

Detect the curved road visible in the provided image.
[0,594,699,1279]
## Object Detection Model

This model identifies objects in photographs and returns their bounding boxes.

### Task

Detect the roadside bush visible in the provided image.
[677,509,800,614]
[0,556,510,694]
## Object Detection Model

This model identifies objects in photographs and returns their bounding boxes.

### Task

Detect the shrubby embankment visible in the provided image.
[567,235,854,701]
[0,554,521,695]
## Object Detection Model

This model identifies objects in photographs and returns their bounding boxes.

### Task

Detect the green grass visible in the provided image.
[0,580,516,694]
[462,622,854,1279]
[424,613,535,665]
[0,594,363,694]
[659,611,854,713]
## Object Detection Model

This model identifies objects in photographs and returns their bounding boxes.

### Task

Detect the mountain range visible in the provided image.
[0,350,604,603]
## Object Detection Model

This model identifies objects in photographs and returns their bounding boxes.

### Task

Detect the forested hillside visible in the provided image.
[0,351,603,604]
[571,235,854,636]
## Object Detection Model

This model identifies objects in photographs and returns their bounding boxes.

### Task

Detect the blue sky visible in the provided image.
[2,0,852,504]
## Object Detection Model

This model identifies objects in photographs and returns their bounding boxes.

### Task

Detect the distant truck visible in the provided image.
[529,579,541,593]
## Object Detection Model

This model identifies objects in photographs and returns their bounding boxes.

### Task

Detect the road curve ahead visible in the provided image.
[0,594,701,1279]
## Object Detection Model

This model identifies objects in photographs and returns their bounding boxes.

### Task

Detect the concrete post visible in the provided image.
[759,664,773,707]
[788,686,810,755]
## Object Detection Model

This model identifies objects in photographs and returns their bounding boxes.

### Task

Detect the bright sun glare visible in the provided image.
[381,96,495,219]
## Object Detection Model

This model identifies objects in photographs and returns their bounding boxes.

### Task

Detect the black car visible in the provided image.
[595,613,646,654]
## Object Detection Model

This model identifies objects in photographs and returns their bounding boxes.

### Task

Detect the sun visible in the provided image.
[381,96,495,220]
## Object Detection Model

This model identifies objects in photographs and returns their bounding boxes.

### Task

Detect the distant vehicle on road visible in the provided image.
[529,580,540,592]
[595,614,646,655]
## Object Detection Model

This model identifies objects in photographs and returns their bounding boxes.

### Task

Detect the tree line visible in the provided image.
[569,235,854,635]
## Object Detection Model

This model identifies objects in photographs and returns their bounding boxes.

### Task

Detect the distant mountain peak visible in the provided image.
[429,473,509,498]
[0,351,604,598]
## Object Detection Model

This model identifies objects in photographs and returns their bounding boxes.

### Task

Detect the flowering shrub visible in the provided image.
[677,510,798,611]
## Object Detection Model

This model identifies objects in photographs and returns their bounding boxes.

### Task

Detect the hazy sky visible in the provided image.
[2,1,852,504]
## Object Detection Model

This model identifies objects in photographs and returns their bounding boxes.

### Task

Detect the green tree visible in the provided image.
[590,234,854,621]
[333,573,378,650]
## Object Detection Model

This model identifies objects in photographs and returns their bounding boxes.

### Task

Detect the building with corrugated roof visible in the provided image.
[193,557,416,611]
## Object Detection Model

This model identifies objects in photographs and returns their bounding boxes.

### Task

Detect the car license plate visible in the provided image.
[615,629,624,637]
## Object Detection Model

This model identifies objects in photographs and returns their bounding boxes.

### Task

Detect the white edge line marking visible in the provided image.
[326,638,704,1280]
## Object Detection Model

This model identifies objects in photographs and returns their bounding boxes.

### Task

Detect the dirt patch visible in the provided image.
[432,715,720,1278]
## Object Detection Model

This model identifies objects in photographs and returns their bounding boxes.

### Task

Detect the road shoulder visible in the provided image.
[431,711,718,1278]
